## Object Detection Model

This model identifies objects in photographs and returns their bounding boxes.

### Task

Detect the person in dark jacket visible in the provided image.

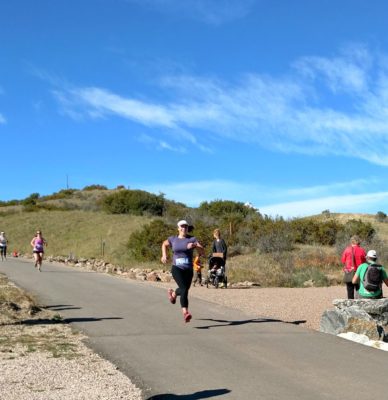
[212,229,227,260]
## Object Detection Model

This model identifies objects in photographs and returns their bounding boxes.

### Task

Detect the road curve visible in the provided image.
[0,257,386,400]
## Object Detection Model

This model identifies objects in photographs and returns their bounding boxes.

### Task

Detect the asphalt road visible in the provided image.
[1,257,387,400]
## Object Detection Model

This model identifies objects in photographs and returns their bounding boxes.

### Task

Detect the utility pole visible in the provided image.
[66,174,69,189]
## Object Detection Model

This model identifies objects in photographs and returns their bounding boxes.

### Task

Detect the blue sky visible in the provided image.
[2,0,388,218]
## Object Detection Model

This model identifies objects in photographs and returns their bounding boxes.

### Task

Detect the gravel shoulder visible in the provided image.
[151,282,345,331]
[1,267,346,399]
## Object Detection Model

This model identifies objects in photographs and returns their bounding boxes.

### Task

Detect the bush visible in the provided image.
[335,219,376,256]
[102,190,165,216]
[0,199,20,207]
[257,229,294,254]
[21,193,40,207]
[43,189,79,200]
[290,218,341,246]
[376,211,387,222]
[163,201,190,220]
[288,267,329,288]
[127,220,175,262]
[83,184,108,191]
[198,200,255,218]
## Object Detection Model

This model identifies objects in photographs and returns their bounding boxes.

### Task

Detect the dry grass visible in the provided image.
[0,273,84,359]
[226,244,343,287]
[0,210,152,265]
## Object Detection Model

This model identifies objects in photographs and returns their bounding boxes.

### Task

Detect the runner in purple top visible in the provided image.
[30,230,47,272]
[161,220,204,323]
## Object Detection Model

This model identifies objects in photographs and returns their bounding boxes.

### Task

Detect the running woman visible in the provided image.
[30,230,47,271]
[161,220,204,323]
[0,232,7,261]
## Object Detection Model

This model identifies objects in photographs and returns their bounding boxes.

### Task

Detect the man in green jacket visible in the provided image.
[352,250,388,299]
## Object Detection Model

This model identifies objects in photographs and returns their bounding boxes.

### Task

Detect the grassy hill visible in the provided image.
[1,189,387,287]
[311,212,388,242]
[0,209,152,266]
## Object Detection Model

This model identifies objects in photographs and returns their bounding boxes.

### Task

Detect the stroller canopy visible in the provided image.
[208,256,225,268]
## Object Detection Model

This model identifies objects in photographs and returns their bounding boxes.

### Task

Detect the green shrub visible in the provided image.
[163,201,190,220]
[335,219,375,255]
[101,190,165,216]
[376,211,387,222]
[257,228,294,253]
[83,184,108,191]
[198,200,255,218]
[0,199,20,207]
[290,218,341,246]
[127,220,175,262]
[22,193,40,207]
[43,189,79,200]
[288,267,329,287]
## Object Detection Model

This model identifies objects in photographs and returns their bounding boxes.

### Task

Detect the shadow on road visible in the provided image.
[43,304,82,311]
[12,316,123,326]
[195,317,307,329]
[147,388,231,399]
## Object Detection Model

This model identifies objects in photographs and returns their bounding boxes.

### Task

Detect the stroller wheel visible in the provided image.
[214,276,219,289]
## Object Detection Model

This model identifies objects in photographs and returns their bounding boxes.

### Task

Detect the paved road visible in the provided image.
[1,257,387,400]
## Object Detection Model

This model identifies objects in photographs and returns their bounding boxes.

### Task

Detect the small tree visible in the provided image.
[376,211,387,222]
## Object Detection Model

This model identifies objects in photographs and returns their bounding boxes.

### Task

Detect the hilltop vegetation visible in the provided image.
[1,186,388,287]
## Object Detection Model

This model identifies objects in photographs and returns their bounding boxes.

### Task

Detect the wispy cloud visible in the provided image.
[126,0,256,25]
[0,113,6,124]
[53,44,388,165]
[138,134,187,153]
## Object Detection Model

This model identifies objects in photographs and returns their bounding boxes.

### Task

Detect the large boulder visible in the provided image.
[320,299,388,341]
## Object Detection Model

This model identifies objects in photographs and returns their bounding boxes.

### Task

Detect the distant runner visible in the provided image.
[0,231,8,261]
[30,230,47,271]
[161,220,204,323]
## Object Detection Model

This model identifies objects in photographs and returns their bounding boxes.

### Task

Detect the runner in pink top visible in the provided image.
[30,230,47,272]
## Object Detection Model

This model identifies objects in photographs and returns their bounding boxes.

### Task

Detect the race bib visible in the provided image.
[176,257,189,266]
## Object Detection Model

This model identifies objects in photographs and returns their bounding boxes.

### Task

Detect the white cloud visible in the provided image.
[293,44,371,94]
[138,134,187,153]
[54,44,388,165]
[0,113,6,124]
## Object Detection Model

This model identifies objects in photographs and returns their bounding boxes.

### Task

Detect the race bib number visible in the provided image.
[176,257,189,266]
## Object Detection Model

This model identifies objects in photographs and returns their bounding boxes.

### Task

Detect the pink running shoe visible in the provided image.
[184,312,192,323]
[167,288,176,304]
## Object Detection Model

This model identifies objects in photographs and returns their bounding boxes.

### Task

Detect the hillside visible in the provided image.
[1,188,387,286]
[0,209,151,266]
[311,212,388,242]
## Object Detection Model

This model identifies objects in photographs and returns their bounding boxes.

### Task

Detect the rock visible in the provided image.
[128,271,137,279]
[338,332,388,351]
[135,272,147,281]
[303,279,314,287]
[333,298,388,315]
[230,281,260,288]
[146,272,160,282]
[321,299,388,342]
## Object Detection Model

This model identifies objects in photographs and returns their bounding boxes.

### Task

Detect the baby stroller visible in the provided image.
[206,255,227,289]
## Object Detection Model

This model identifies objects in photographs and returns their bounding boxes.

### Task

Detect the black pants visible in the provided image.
[0,246,6,258]
[172,265,193,308]
[346,282,359,299]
